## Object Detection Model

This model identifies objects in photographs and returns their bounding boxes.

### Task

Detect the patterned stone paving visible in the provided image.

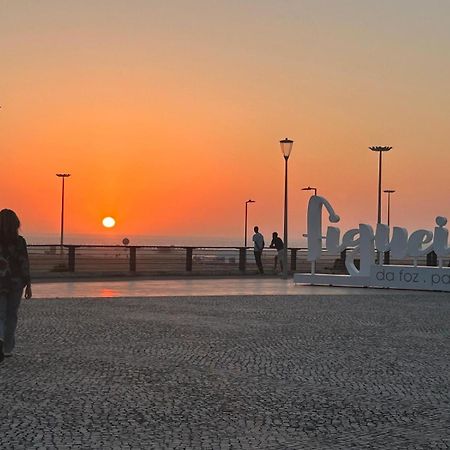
[1,293,449,449]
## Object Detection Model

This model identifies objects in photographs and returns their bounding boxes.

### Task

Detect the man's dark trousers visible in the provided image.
[254,250,264,274]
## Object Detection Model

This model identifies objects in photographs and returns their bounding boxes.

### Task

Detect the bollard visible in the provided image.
[186,247,193,272]
[68,246,76,272]
[129,247,137,272]
[239,248,246,273]
[290,248,297,272]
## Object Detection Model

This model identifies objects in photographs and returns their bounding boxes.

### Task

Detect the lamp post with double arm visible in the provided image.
[369,146,392,225]
[301,186,317,196]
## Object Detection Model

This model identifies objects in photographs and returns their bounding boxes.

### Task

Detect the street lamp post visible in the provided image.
[280,138,294,278]
[56,173,71,249]
[383,188,395,264]
[384,189,395,227]
[244,199,255,247]
[369,146,392,225]
[301,186,317,196]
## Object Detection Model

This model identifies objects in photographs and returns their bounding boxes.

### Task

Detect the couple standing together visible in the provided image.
[252,226,284,274]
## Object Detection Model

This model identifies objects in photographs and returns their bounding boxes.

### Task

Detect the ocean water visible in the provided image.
[26,233,306,248]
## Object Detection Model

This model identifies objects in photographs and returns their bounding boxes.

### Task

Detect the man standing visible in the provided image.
[252,226,265,274]
[269,231,284,273]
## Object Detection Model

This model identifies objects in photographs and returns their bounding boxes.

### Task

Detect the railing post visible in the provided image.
[186,247,193,272]
[290,248,297,272]
[427,251,437,266]
[239,247,246,272]
[129,247,137,272]
[68,246,76,272]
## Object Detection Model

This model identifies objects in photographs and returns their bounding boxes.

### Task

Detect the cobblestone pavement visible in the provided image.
[1,294,450,449]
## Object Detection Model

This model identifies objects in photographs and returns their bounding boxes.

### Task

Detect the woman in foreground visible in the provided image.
[0,209,32,362]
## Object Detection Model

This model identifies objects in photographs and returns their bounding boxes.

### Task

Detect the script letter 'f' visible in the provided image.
[307,196,340,262]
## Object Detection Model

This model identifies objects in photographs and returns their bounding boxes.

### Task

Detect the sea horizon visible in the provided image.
[26,232,307,248]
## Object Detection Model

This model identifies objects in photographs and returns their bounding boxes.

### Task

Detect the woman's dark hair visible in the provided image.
[0,209,21,243]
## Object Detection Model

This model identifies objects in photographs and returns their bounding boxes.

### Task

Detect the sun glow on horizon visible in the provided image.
[1,2,450,236]
[102,217,116,228]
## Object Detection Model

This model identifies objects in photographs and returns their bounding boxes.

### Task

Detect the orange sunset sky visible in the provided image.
[1,1,450,244]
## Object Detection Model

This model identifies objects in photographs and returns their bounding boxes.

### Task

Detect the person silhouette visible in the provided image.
[0,209,32,362]
[269,232,284,273]
[252,226,265,274]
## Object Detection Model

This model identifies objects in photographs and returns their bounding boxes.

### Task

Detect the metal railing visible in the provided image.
[27,245,448,278]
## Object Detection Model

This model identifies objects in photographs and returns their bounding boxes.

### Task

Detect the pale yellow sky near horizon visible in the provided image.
[1,0,449,242]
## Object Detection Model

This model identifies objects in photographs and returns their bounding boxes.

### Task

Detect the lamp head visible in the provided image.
[280,138,294,159]
[369,146,392,152]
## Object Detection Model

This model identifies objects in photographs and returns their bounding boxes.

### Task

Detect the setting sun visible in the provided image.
[102,217,116,228]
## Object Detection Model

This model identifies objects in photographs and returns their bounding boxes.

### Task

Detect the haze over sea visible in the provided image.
[27,233,306,248]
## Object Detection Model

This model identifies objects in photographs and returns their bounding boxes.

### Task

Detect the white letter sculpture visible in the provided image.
[295,196,450,292]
